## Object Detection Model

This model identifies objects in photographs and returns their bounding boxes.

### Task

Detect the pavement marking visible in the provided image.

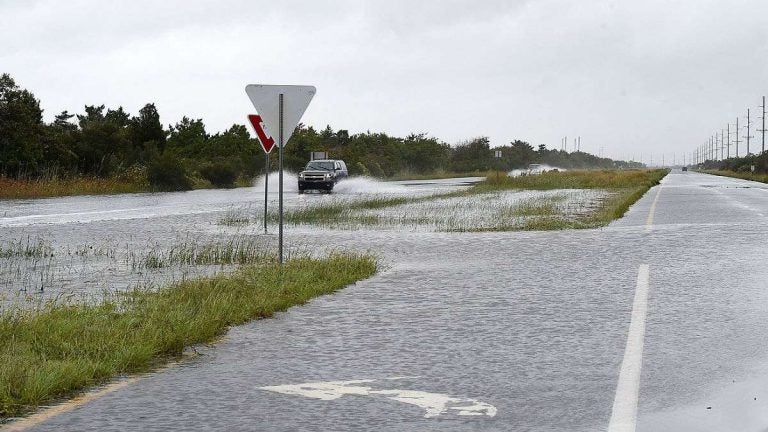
[607,264,651,432]
[259,378,497,418]
[644,186,662,232]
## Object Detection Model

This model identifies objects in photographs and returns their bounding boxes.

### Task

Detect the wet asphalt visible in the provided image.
[8,171,768,431]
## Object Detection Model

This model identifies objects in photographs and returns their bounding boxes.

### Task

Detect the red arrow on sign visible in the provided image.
[247,114,276,153]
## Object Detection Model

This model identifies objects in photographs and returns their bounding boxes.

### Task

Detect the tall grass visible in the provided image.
[0,254,376,418]
[0,176,148,200]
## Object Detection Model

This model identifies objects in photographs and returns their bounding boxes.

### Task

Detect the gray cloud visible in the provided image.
[2,0,768,162]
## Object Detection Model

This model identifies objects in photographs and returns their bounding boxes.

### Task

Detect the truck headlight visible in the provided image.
[299,173,305,179]
[324,173,331,179]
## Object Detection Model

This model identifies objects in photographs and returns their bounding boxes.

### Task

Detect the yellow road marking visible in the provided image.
[645,185,662,232]
[1,377,139,431]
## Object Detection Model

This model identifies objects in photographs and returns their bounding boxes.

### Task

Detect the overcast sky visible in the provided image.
[2,0,768,164]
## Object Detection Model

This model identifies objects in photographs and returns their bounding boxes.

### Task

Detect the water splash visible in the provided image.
[253,171,299,192]
[254,173,408,195]
[333,177,409,194]
[508,164,567,177]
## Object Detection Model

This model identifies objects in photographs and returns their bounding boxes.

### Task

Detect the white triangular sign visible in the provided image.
[245,84,316,147]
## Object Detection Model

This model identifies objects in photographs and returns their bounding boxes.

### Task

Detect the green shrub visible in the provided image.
[147,153,191,191]
[199,162,238,187]
[368,161,385,178]
[353,162,370,176]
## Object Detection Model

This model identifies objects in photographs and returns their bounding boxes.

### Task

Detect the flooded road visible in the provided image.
[6,171,768,431]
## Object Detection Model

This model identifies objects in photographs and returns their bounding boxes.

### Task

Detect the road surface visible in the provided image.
[7,171,768,431]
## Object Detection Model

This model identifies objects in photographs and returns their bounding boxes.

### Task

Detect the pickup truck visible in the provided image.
[297,159,348,193]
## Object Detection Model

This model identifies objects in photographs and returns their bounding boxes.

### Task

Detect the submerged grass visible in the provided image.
[283,196,413,225]
[0,254,376,418]
[277,169,668,231]
[139,237,272,269]
[477,169,666,191]
[0,238,53,259]
[457,169,668,231]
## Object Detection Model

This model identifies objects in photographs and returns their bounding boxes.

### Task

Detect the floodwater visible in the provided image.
[0,174,606,305]
[0,175,480,305]
[6,171,768,431]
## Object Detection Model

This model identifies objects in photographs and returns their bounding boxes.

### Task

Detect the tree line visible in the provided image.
[1,73,642,190]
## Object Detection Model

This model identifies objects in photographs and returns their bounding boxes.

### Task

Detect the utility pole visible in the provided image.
[577,136,581,152]
[727,123,730,159]
[760,96,766,154]
[721,129,725,160]
[746,108,752,155]
[715,134,720,161]
[735,117,740,158]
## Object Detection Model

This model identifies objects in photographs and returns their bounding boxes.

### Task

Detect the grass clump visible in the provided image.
[283,196,413,225]
[0,254,376,418]
[140,237,272,269]
[0,238,53,259]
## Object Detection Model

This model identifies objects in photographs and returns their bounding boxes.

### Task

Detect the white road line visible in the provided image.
[607,264,650,432]
[644,186,662,232]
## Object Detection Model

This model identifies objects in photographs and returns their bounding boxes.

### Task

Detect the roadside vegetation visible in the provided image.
[2,73,641,199]
[225,169,667,232]
[696,151,768,184]
[700,169,768,184]
[0,253,376,419]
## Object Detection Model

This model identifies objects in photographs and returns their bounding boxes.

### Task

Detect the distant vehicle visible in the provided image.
[526,164,546,175]
[298,159,348,194]
[682,166,688,172]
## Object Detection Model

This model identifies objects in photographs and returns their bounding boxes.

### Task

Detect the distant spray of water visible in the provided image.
[508,164,567,177]
[253,173,408,195]
[253,171,298,192]
[333,177,409,194]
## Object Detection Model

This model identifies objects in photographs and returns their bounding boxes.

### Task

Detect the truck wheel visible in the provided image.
[298,188,305,194]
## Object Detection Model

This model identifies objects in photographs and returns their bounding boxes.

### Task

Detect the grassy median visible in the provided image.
[0,254,376,419]
[471,169,669,230]
[274,169,668,231]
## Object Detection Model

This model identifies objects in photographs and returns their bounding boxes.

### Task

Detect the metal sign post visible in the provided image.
[247,114,276,234]
[264,152,269,233]
[278,93,284,264]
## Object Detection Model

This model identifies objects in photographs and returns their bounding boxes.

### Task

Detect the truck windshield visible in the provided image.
[306,161,334,171]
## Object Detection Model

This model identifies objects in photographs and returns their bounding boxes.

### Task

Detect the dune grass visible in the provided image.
[0,254,376,419]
